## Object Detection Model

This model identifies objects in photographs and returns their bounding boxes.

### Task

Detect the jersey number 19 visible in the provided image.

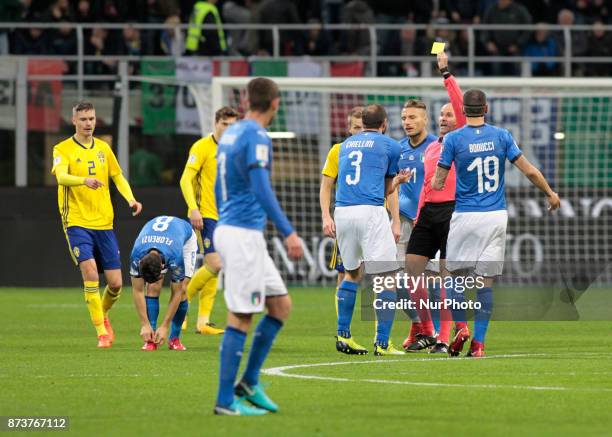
[467,156,499,193]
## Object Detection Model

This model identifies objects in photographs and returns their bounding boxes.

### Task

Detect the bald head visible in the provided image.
[439,103,457,135]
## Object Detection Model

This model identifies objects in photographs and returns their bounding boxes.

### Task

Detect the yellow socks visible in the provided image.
[187,265,219,328]
[84,281,107,336]
[197,275,218,327]
[102,285,121,314]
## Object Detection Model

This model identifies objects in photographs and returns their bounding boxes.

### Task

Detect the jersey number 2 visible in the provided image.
[467,156,499,193]
[87,160,96,175]
[345,150,362,186]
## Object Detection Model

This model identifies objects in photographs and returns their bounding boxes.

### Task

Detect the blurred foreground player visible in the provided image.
[130,216,197,351]
[213,77,303,416]
[51,101,142,348]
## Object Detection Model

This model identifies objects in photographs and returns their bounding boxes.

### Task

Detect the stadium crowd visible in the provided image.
[0,0,611,76]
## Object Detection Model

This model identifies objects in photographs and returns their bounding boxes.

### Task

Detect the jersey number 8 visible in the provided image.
[152,216,174,232]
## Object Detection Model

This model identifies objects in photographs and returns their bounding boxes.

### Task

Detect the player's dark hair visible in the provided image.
[247,77,280,112]
[347,105,364,120]
[403,99,427,111]
[463,89,487,117]
[140,250,163,284]
[362,104,387,129]
[72,101,94,115]
[215,106,239,122]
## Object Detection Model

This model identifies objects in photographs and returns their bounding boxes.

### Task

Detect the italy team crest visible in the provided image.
[251,291,262,306]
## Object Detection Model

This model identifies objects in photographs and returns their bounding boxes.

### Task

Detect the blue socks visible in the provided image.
[169,299,189,340]
[447,282,466,325]
[474,287,493,343]
[397,281,419,322]
[243,315,283,387]
[375,290,396,348]
[216,326,247,408]
[337,280,358,338]
[145,296,159,330]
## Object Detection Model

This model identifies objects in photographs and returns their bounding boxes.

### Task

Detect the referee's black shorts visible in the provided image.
[406,201,455,259]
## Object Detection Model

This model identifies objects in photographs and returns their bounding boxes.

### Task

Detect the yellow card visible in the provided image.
[431,42,445,54]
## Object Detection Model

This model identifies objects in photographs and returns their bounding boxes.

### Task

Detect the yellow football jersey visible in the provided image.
[321,143,341,178]
[184,133,218,220]
[51,136,123,230]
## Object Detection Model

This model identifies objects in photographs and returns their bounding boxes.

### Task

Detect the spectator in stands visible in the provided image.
[480,0,532,75]
[399,26,421,77]
[50,22,77,55]
[445,0,481,23]
[160,14,184,55]
[250,0,301,55]
[12,24,50,55]
[554,8,589,75]
[185,0,227,56]
[121,25,141,56]
[523,24,559,76]
[298,18,331,56]
[572,0,609,24]
[0,0,28,55]
[44,0,74,22]
[340,0,375,56]
[222,0,252,55]
[75,0,94,22]
[585,20,612,76]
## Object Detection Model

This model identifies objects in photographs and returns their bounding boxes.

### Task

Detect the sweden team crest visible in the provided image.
[204,238,211,249]
[73,246,80,257]
[97,151,105,164]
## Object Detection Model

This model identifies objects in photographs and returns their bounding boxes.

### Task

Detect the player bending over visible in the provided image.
[51,101,142,348]
[433,89,560,357]
[403,51,466,354]
[130,216,197,351]
[334,104,405,356]
[213,77,303,416]
[180,106,239,335]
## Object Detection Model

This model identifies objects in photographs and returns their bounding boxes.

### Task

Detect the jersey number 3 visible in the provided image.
[467,156,499,193]
[345,150,362,186]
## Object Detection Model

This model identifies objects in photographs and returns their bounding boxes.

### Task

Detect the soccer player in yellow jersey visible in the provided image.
[180,106,239,334]
[51,102,143,348]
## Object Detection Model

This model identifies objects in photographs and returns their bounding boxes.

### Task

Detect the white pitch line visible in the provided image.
[262,354,612,392]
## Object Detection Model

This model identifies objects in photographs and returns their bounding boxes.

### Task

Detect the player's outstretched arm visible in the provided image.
[112,174,142,216]
[512,155,560,211]
[320,175,336,237]
[432,166,450,191]
[439,51,467,128]
[131,276,154,342]
[179,167,203,230]
[249,167,303,260]
[154,280,183,345]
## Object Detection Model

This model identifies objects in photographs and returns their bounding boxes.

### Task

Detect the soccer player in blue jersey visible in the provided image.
[434,89,560,357]
[395,100,438,349]
[212,77,303,416]
[130,216,198,351]
[334,104,404,356]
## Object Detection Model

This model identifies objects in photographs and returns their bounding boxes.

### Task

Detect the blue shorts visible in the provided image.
[329,239,345,273]
[196,218,217,255]
[65,226,121,271]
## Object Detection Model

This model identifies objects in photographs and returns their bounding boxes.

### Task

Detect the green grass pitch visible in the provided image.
[1,287,611,436]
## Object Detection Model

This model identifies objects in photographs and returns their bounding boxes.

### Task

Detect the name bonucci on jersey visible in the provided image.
[469,141,495,153]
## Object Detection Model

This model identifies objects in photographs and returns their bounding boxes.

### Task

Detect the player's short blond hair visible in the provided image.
[72,101,95,116]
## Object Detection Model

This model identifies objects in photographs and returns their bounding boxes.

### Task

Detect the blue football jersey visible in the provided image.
[336,131,401,207]
[130,216,194,282]
[439,124,522,212]
[215,119,272,231]
[398,133,437,220]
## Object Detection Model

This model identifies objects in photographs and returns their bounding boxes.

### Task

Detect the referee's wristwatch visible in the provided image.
[439,66,451,79]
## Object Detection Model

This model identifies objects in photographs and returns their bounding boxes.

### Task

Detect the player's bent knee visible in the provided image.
[205,253,222,273]
[345,268,362,283]
[266,295,292,321]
